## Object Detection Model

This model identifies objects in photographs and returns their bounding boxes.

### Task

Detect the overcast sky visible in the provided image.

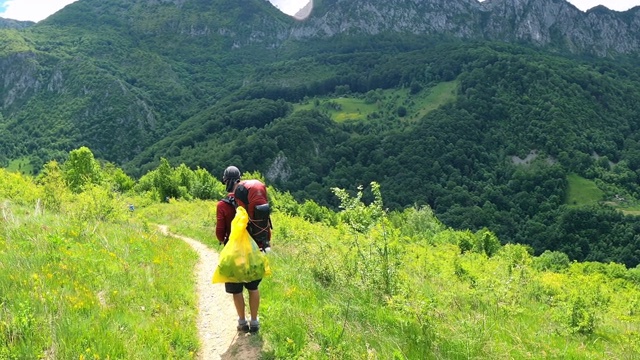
[0,0,639,22]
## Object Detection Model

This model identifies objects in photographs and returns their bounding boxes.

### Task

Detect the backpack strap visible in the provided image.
[234,184,249,206]
[221,196,237,208]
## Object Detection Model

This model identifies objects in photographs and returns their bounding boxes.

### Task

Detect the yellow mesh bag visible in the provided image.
[213,206,271,283]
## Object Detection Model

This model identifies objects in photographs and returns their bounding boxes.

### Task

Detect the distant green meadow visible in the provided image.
[293,80,458,123]
[7,157,34,175]
[566,173,604,206]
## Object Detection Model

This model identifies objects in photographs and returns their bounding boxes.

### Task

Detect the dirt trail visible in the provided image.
[158,226,262,359]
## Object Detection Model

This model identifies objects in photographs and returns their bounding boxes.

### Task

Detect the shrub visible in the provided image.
[497,244,533,274]
[270,190,300,216]
[390,205,444,240]
[332,182,384,234]
[63,147,102,193]
[533,250,571,272]
[68,184,127,222]
[473,228,501,257]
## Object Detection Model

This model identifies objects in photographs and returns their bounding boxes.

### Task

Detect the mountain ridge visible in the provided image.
[0,17,34,29]
[290,0,640,56]
[2,0,640,169]
[5,0,638,56]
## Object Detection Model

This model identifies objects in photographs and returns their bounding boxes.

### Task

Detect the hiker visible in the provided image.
[215,165,272,333]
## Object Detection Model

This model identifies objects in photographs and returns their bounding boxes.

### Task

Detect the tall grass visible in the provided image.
[106,190,640,359]
[257,212,640,359]
[2,168,639,359]
[0,203,199,359]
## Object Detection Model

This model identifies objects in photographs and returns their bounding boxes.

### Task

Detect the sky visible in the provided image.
[0,0,639,22]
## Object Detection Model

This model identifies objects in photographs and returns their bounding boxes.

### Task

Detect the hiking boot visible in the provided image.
[237,320,249,332]
[249,320,260,333]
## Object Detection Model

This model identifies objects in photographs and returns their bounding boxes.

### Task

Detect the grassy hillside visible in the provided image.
[1,164,639,359]
[6,157,33,175]
[566,173,604,206]
[0,169,199,359]
[292,80,459,123]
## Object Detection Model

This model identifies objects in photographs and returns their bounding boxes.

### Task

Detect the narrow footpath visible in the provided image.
[158,226,262,359]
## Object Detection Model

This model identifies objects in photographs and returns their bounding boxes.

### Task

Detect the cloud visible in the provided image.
[269,0,308,16]
[570,0,640,11]
[0,0,78,22]
[1,0,638,23]
[476,0,640,12]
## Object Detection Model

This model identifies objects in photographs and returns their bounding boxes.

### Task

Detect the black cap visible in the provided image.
[222,166,241,182]
[222,166,241,192]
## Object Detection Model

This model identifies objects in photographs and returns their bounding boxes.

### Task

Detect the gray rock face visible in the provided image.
[0,53,40,109]
[287,0,640,56]
[0,17,34,29]
[290,0,484,38]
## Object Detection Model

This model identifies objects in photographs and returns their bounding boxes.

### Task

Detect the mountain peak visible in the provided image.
[289,0,640,56]
[26,0,640,56]
[0,17,34,29]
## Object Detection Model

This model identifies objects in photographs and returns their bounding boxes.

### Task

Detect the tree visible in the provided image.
[153,158,179,202]
[37,160,70,211]
[63,147,102,193]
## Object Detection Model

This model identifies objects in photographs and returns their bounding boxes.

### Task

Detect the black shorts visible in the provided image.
[225,279,262,294]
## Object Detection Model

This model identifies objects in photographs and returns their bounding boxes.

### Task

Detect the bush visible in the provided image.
[390,205,444,240]
[270,190,300,216]
[533,250,571,272]
[300,200,337,226]
[497,244,533,274]
[474,228,501,257]
[68,184,127,222]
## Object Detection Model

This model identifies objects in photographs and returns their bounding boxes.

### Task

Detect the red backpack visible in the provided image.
[234,180,272,248]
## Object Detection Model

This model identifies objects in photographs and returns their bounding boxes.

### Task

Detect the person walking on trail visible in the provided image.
[215,165,272,333]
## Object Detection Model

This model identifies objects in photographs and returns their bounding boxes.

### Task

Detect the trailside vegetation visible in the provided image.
[1,148,639,358]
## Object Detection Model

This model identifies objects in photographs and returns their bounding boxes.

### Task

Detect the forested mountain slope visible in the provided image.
[2,0,640,266]
[125,39,640,267]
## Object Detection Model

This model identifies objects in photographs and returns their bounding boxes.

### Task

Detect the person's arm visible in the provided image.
[215,202,229,244]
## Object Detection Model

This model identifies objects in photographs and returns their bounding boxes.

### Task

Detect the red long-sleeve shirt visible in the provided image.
[215,196,236,244]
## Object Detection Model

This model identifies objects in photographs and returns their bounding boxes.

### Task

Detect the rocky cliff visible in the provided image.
[0,17,33,29]
[290,0,640,56]
[20,0,640,56]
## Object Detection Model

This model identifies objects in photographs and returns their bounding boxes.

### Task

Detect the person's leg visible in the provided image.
[233,293,246,319]
[248,289,259,321]
[245,279,262,332]
[245,279,262,321]
[226,283,248,331]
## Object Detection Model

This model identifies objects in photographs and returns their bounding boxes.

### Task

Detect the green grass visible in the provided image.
[292,80,459,123]
[294,97,378,122]
[566,173,604,205]
[2,169,640,359]
[131,199,219,249]
[619,204,640,216]
[409,80,459,121]
[6,157,34,175]
[0,203,199,359]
